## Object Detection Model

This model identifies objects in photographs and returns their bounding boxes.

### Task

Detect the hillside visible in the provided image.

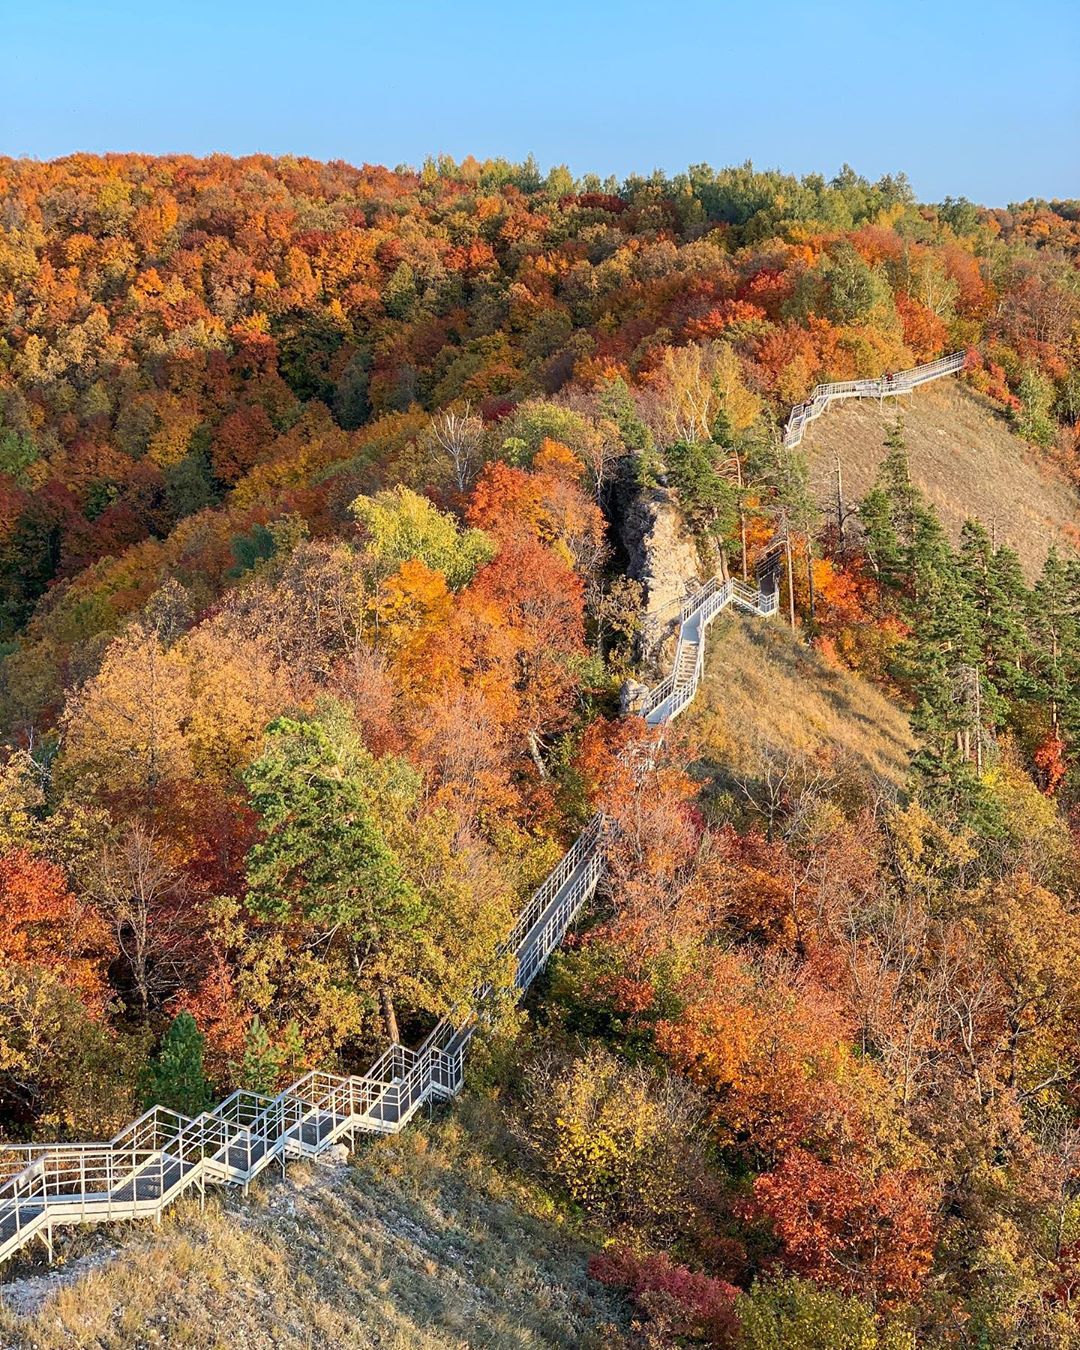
[2,157,1080,1346]
[0,1108,628,1349]
[688,613,916,794]
[801,380,1080,579]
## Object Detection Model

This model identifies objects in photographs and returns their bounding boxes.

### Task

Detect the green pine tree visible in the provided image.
[859,422,922,593]
[1030,547,1080,743]
[902,512,986,784]
[236,1015,280,1095]
[664,439,740,539]
[599,377,659,486]
[243,701,427,1043]
[142,1012,213,1117]
[956,521,1030,723]
[986,543,1033,700]
[708,392,735,449]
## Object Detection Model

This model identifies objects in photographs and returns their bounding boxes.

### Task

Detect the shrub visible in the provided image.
[514,1043,706,1240]
[735,1276,915,1350]
[590,1246,741,1347]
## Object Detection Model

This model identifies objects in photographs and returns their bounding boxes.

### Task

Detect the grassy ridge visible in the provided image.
[0,1106,628,1349]
[690,614,916,796]
[803,381,1080,581]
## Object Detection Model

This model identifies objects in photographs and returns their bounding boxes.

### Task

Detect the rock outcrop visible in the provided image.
[615,475,713,673]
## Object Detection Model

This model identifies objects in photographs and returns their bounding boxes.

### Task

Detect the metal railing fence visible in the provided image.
[0,567,779,1267]
[782,351,965,448]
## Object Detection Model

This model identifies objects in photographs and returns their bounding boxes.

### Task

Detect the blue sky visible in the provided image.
[4,0,1077,205]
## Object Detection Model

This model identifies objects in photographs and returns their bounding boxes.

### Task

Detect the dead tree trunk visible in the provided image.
[380,981,401,1044]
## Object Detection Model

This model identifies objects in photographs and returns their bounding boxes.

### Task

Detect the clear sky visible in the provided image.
[4,0,1078,206]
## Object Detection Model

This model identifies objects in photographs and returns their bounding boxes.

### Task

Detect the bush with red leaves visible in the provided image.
[589,1246,740,1346]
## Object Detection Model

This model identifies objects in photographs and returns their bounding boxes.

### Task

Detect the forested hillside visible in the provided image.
[2,155,1080,1346]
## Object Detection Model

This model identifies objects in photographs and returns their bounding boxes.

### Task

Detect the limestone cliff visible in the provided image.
[614,473,714,673]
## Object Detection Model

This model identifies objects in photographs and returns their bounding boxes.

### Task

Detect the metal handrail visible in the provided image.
[643,574,776,728]
[0,565,780,1268]
[782,351,964,449]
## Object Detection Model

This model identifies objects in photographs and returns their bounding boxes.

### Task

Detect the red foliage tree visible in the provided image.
[0,849,109,1012]
[750,1147,935,1305]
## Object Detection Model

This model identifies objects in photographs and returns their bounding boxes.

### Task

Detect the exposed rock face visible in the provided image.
[615,476,716,673]
[619,677,650,716]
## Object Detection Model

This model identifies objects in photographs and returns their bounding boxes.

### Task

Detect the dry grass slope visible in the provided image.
[689,614,916,794]
[802,381,1080,580]
[0,1107,628,1350]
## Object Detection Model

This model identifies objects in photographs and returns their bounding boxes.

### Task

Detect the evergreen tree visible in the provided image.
[236,1015,280,1095]
[859,422,921,593]
[906,561,1004,837]
[599,376,652,456]
[906,572,980,757]
[906,505,959,611]
[142,1012,213,1117]
[243,702,426,1042]
[985,543,1033,699]
[664,440,740,539]
[749,436,815,528]
[709,396,735,450]
[956,522,1030,720]
[858,483,901,584]
[599,377,659,486]
[746,431,819,617]
[1030,547,1080,741]
[903,512,986,783]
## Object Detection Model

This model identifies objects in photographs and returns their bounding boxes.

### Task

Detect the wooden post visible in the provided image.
[785,536,796,630]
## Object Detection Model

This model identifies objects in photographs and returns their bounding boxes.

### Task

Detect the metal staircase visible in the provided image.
[0,347,964,1268]
[641,577,777,725]
[782,351,965,449]
[0,571,776,1268]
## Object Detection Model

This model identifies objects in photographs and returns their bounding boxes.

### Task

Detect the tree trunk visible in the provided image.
[380,981,400,1045]
[735,451,748,580]
[527,730,548,779]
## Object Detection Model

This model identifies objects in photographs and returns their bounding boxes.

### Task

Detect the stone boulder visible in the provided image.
[620,678,650,716]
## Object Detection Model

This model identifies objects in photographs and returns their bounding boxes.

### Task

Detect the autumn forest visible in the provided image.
[2,152,1080,1346]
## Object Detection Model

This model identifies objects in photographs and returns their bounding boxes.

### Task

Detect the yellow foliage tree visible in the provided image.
[646,339,761,441]
[181,623,292,782]
[60,623,192,802]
